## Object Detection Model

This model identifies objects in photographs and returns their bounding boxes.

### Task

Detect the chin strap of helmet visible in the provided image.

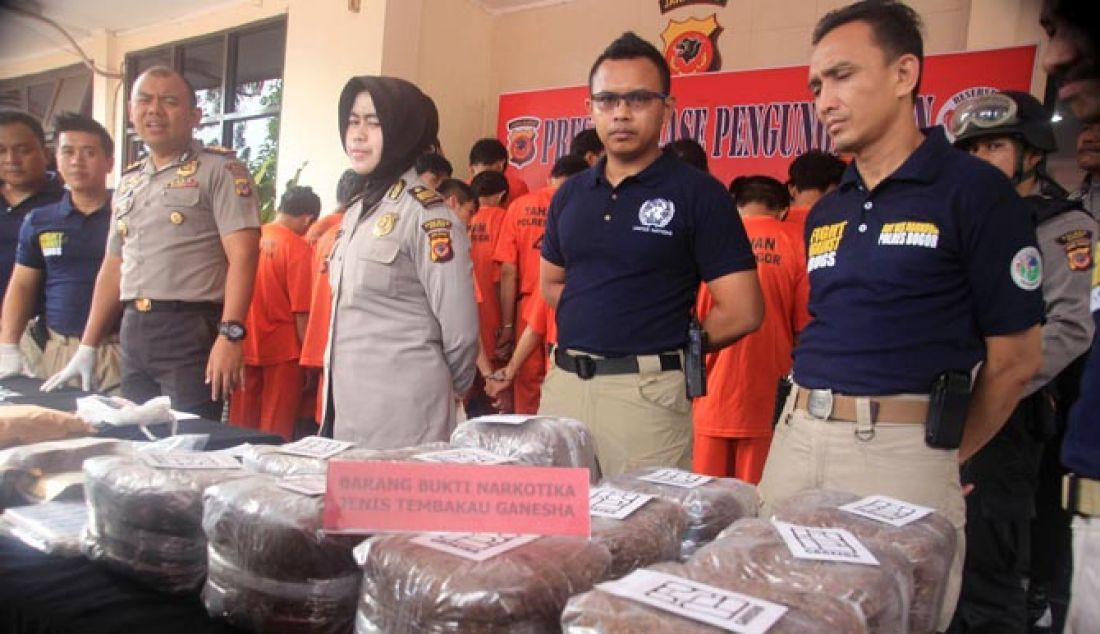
[1012,137,1038,185]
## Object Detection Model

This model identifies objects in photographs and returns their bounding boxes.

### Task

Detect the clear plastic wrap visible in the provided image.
[356,533,611,633]
[770,489,956,634]
[202,476,365,633]
[562,561,871,633]
[0,500,88,556]
[81,454,246,593]
[0,437,130,473]
[591,495,686,579]
[602,468,759,559]
[450,416,602,483]
[241,442,450,477]
[688,518,914,634]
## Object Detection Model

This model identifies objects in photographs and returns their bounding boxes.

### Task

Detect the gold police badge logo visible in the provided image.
[661,14,722,75]
[374,212,399,237]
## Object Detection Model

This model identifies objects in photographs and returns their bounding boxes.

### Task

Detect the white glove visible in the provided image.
[0,343,24,379]
[41,344,97,392]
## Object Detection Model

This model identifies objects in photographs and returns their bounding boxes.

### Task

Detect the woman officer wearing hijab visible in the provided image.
[321,76,479,448]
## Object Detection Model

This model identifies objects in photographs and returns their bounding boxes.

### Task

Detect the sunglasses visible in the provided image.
[589,90,669,112]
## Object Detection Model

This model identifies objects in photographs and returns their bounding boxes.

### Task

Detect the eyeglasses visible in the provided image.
[949,93,1019,138]
[590,90,668,112]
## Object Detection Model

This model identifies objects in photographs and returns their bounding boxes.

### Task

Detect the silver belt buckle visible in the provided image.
[807,389,834,420]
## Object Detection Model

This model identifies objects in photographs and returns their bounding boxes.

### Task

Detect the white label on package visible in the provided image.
[276,436,353,459]
[278,476,327,497]
[838,495,935,527]
[598,569,788,634]
[467,414,537,426]
[3,501,88,537]
[589,486,654,519]
[773,521,879,566]
[410,532,539,561]
[412,448,514,465]
[140,451,242,470]
[637,468,714,489]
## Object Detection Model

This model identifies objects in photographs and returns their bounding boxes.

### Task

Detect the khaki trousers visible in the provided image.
[1065,516,1100,634]
[758,390,966,632]
[537,355,692,477]
[39,330,122,395]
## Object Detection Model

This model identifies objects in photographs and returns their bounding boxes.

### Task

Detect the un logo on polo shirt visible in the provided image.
[635,198,676,236]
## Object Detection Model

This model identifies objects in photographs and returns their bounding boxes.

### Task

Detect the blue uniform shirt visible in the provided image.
[793,127,1044,395]
[15,191,112,337]
[1062,259,1100,479]
[542,151,756,356]
[1,173,65,295]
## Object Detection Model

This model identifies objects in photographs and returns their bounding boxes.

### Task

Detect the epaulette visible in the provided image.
[203,145,238,157]
[408,185,443,208]
[384,178,407,201]
[122,159,143,174]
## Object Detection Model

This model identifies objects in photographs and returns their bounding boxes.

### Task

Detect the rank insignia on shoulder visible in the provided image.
[408,185,443,207]
[204,145,237,157]
[1057,229,1094,271]
[123,159,144,174]
[385,179,406,201]
[421,218,453,233]
[427,228,453,263]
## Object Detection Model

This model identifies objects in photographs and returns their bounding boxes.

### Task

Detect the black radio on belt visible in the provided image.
[685,316,707,399]
[925,369,971,449]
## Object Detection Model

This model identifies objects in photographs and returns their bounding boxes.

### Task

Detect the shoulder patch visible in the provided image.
[385,179,406,201]
[1057,228,1094,272]
[225,162,253,198]
[421,218,453,233]
[203,145,237,157]
[408,185,443,208]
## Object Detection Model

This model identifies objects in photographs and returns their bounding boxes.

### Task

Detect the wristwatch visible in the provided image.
[218,320,247,342]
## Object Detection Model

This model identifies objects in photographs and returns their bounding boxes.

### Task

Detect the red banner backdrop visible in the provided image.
[497,45,1037,190]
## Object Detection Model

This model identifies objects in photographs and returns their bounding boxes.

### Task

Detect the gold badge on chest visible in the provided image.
[374,212,399,237]
[176,160,198,177]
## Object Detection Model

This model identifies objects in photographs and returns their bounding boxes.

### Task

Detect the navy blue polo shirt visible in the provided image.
[542,152,756,356]
[793,127,1044,395]
[15,191,112,337]
[1062,298,1100,478]
[1,173,64,295]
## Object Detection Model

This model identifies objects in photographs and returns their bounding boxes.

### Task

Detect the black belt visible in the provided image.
[553,348,682,380]
[125,299,223,313]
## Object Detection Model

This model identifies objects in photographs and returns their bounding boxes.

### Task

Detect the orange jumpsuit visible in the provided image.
[299,215,344,424]
[230,222,313,439]
[784,205,811,243]
[304,211,344,248]
[504,166,530,206]
[493,186,554,413]
[468,205,508,363]
[522,291,557,374]
[692,214,811,483]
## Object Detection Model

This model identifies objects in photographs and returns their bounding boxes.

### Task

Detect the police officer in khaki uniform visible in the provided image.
[43,67,260,420]
[320,76,479,448]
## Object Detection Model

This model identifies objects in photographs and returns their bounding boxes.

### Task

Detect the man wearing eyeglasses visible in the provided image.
[538,32,763,477]
[755,3,1043,629]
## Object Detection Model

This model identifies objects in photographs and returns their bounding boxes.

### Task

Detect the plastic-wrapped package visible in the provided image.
[450,416,601,483]
[602,468,758,559]
[202,476,365,634]
[0,405,92,449]
[0,437,130,473]
[590,494,686,579]
[0,500,88,556]
[562,561,870,633]
[770,489,956,634]
[81,454,246,592]
[356,533,611,632]
[688,518,914,634]
[242,442,450,477]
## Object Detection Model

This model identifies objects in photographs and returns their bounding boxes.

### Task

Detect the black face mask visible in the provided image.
[338,76,439,212]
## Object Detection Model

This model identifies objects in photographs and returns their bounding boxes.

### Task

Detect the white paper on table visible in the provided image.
[140,450,242,470]
[276,436,353,459]
[597,568,789,634]
[838,494,935,527]
[410,532,539,561]
[636,468,714,489]
[466,414,537,426]
[412,447,515,465]
[772,520,879,566]
[589,486,654,520]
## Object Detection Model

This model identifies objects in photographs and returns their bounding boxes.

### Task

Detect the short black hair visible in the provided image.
[335,169,364,206]
[437,178,477,211]
[666,139,708,172]
[729,175,791,211]
[788,150,846,192]
[570,128,604,158]
[469,138,508,167]
[416,152,453,178]
[53,111,114,157]
[134,66,198,108]
[0,109,46,146]
[589,32,671,95]
[812,0,925,100]
[279,186,322,217]
[470,170,509,200]
[550,154,589,179]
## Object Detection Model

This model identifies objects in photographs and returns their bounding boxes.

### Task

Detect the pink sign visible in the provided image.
[323,461,591,536]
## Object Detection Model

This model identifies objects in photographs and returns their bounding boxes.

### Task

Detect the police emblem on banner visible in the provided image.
[658,0,727,13]
[506,117,540,169]
[661,15,722,75]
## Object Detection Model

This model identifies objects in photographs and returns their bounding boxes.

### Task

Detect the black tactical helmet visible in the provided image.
[950,90,1057,153]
